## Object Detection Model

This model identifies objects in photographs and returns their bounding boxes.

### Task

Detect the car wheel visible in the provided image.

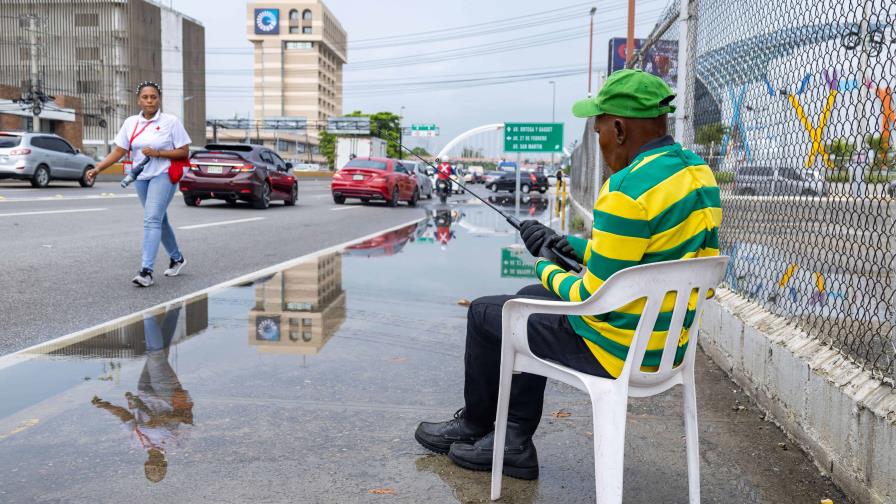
[226,199,238,206]
[520,184,531,194]
[285,183,298,206]
[487,184,495,191]
[801,189,817,197]
[79,166,95,188]
[31,164,50,188]
[408,188,419,207]
[538,187,547,194]
[183,192,200,206]
[333,194,345,204]
[253,182,271,209]
[387,186,399,207]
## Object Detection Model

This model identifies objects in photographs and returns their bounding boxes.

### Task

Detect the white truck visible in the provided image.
[336,136,387,171]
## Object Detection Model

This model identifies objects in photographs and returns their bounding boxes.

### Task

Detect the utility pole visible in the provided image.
[587,7,597,95]
[626,0,636,66]
[26,15,41,132]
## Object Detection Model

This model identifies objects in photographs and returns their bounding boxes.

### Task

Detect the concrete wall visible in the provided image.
[181,19,206,147]
[160,8,184,121]
[127,0,162,96]
[700,289,896,504]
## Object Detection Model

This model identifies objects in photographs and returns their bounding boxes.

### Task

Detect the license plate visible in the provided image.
[207,166,223,174]
[352,174,364,181]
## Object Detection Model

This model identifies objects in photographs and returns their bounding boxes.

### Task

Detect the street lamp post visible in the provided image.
[549,80,556,170]
[587,7,597,96]
[399,105,405,159]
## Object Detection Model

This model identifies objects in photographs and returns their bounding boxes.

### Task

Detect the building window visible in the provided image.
[289,27,299,34]
[284,41,313,50]
[289,9,299,21]
[302,26,312,34]
[74,13,99,27]
[76,47,100,61]
[77,80,99,94]
[302,9,312,20]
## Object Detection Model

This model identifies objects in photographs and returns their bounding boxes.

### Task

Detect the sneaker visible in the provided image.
[132,268,154,287]
[164,256,186,277]
[414,407,491,454]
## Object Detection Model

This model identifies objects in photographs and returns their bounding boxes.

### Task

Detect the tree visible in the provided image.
[319,130,336,170]
[694,123,728,147]
[410,146,430,157]
[864,133,892,172]
[346,110,402,159]
[826,138,856,171]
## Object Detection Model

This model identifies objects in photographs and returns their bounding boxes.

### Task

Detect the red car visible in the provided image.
[331,157,418,207]
[180,143,297,209]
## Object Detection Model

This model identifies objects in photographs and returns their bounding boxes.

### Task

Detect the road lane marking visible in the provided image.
[0,207,107,218]
[0,216,425,370]
[178,217,265,230]
[0,418,39,441]
[331,206,364,211]
[0,194,138,203]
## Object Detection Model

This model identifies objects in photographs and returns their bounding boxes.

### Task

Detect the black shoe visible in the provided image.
[132,268,154,287]
[448,422,539,480]
[415,408,490,454]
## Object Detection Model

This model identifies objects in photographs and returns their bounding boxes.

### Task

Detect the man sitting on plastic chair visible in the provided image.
[415,69,723,480]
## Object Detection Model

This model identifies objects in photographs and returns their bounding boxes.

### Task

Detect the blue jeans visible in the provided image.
[135,175,182,272]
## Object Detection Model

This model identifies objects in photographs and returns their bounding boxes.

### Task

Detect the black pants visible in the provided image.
[463,284,612,437]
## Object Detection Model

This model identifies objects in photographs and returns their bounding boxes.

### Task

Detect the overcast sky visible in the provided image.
[170,0,670,155]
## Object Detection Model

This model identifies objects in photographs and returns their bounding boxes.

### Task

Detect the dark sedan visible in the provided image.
[180,144,297,209]
[485,170,549,194]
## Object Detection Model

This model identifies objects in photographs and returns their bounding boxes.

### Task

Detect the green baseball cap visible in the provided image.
[572,69,676,119]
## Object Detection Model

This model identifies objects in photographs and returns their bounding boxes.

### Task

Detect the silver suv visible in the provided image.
[733,165,828,197]
[0,132,96,188]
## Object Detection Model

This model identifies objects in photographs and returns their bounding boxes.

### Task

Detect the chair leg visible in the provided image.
[683,378,701,504]
[490,352,516,501]
[590,389,628,504]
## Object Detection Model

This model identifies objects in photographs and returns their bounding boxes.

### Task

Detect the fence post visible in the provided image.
[675,0,697,146]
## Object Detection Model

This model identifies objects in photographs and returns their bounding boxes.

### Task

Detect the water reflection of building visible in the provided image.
[46,296,209,359]
[249,252,346,355]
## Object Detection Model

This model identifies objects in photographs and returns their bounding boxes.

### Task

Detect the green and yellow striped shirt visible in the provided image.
[535,141,722,377]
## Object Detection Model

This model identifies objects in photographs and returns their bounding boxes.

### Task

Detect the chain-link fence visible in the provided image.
[627,0,896,384]
[568,116,600,225]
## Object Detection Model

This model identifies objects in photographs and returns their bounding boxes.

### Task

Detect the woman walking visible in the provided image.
[87,81,190,287]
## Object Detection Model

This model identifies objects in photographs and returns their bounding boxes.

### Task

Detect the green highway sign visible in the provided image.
[503,122,563,153]
[411,124,439,137]
[501,246,535,278]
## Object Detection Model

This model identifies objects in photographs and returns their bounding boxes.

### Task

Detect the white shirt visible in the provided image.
[115,110,192,180]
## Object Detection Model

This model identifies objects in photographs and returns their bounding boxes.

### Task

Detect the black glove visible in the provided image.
[519,220,556,257]
[552,236,581,264]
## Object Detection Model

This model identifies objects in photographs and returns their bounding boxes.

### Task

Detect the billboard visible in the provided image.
[254,8,279,35]
[608,37,678,86]
[327,116,371,135]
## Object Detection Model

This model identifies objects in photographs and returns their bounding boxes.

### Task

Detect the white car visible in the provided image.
[400,160,434,199]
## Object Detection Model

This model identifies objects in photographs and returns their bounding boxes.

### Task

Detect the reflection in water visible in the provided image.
[487,193,550,216]
[415,454,536,504]
[90,304,194,483]
[249,252,346,355]
[343,222,419,257]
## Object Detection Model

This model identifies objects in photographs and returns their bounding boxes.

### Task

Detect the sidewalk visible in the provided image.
[0,196,848,503]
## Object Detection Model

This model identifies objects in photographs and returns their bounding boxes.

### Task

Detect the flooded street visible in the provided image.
[0,194,846,503]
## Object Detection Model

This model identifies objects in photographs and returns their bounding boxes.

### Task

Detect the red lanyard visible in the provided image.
[127,117,156,161]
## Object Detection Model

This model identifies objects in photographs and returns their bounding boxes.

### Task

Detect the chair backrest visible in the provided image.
[568,257,728,393]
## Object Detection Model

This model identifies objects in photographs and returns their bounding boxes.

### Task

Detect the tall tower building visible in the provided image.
[244,0,346,162]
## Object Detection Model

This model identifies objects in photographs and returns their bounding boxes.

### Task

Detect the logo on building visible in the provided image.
[254,8,279,35]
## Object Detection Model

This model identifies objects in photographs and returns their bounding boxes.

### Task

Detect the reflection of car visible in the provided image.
[733,165,828,196]
[331,157,419,207]
[486,170,549,194]
[343,222,418,257]
[0,131,96,188]
[400,160,433,199]
[181,143,297,209]
[487,193,550,213]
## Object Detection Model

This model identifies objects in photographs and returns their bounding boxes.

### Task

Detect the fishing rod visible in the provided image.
[392,138,582,273]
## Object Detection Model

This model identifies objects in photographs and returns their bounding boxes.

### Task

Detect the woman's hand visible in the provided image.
[85,168,99,184]
[141,147,159,157]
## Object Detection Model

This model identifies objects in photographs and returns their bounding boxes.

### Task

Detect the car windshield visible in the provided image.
[345,159,387,170]
[0,135,21,148]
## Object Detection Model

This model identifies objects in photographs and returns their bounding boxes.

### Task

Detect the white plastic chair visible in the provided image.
[490,256,729,503]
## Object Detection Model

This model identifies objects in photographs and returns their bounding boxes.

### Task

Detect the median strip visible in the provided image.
[178,217,265,230]
[0,207,107,218]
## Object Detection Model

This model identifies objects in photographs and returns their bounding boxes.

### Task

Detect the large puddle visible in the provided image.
[0,192,848,503]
